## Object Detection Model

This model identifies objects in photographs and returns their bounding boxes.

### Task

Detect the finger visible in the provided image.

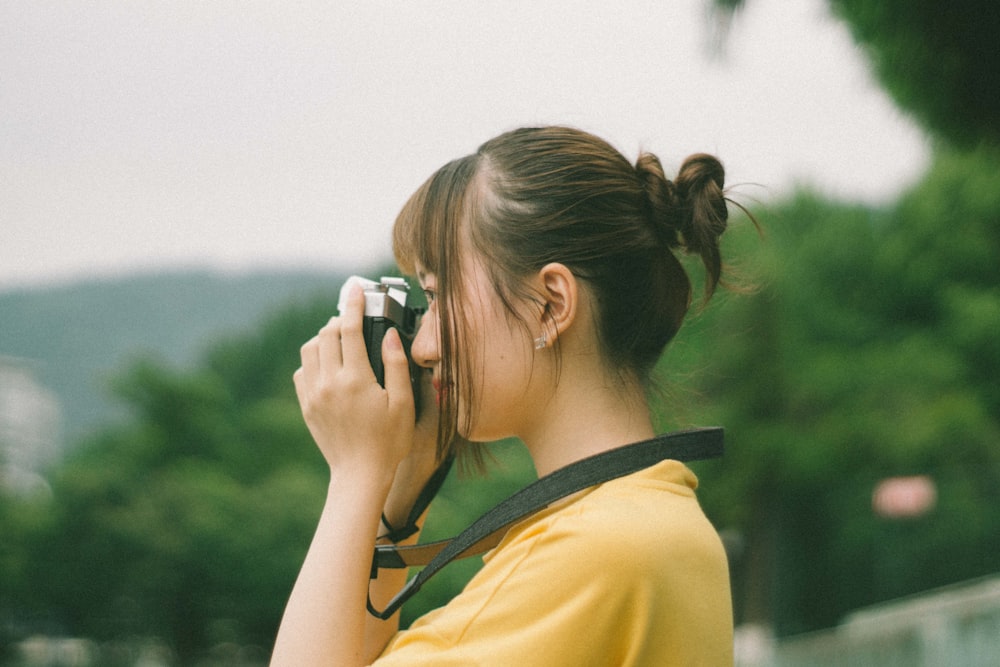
[299,336,321,386]
[339,284,371,373]
[317,316,343,374]
[292,366,308,408]
[382,327,415,420]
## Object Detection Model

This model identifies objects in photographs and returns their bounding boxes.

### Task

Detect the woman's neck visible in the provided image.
[520,372,655,477]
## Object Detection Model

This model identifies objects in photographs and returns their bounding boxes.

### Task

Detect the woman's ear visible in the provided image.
[536,262,578,342]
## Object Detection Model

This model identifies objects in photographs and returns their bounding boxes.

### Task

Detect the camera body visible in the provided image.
[338,276,424,416]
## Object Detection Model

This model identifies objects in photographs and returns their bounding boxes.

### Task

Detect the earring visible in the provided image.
[534,332,547,350]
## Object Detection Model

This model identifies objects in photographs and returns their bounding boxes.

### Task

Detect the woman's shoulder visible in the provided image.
[493,459,725,573]
[377,460,733,664]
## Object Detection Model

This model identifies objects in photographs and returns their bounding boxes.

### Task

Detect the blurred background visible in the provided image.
[2,0,997,665]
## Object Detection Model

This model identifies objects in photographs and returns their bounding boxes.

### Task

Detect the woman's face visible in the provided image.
[411,253,543,443]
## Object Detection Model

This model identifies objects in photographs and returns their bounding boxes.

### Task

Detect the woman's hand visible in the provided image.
[274,287,415,666]
[293,285,416,482]
[281,285,448,664]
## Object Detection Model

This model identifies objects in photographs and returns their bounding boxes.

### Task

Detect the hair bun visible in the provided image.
[635,152,683,249]
[637,151,729,298]
[675,153,725,199]
[675,153,728,246]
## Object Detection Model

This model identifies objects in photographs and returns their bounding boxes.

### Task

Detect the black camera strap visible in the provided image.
[367,427,724,620]
[379,451,456,543]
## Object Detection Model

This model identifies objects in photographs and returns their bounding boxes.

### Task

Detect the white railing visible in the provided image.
[736,574,1000,667]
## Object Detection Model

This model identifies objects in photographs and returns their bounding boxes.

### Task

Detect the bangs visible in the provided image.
[391,152,484,467]
[393,155,479,277]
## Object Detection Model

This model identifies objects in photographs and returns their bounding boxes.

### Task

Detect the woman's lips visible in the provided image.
[432,379,448,406]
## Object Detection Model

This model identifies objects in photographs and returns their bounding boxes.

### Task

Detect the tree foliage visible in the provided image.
[717,0,1000,148]
[677,147,1000,635]
[830,0,1000,148]
[6,297,337,660]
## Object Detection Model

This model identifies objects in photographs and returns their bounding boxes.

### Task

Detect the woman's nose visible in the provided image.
[410,310,439,368]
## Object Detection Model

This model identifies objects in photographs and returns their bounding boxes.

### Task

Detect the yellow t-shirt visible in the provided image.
[374,459,733,666]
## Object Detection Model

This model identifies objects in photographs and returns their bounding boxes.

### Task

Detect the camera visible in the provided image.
[338,275,424,416]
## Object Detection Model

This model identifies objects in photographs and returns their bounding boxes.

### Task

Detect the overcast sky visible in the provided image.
[2,0,930,290]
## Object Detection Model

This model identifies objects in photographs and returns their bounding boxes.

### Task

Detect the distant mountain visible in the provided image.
[0,269,362,452]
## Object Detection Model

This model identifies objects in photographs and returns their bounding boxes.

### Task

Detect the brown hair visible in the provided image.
[394,126,738,459]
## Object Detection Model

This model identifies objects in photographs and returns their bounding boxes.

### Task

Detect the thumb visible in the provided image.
[382,327,415,420]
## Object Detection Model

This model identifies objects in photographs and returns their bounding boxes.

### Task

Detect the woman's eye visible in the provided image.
[422,289,437,304]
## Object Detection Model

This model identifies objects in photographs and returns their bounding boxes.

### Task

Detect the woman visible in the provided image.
[272,126,742,665]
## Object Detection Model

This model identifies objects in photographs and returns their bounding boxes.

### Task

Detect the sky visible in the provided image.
[1,0,931,291]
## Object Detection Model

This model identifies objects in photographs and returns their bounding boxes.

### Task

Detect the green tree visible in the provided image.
[22,297,335,660]
[829,0,999,148]
[678,148,1000,635]
[707,0,1000,636]
[716,0,1000,148]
